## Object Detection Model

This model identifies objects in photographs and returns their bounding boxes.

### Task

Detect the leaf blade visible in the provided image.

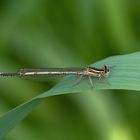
[0,51,140,139]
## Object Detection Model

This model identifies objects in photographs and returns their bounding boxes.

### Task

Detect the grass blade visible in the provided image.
[0,51,140,139]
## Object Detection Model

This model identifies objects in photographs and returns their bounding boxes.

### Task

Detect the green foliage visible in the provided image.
[0,0,140,140]
[0,52,140,139]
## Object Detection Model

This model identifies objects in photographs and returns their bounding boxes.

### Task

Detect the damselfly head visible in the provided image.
[103,65,110,76]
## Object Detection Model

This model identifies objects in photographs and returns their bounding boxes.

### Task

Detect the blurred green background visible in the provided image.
[0,0,140,140]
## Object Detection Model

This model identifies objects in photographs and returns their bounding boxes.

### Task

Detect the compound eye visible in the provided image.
[104,65,109,73]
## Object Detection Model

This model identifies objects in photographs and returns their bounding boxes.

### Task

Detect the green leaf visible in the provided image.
[0,51,140,139]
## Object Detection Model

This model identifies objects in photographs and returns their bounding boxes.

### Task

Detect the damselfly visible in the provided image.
[0,65,110,87]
